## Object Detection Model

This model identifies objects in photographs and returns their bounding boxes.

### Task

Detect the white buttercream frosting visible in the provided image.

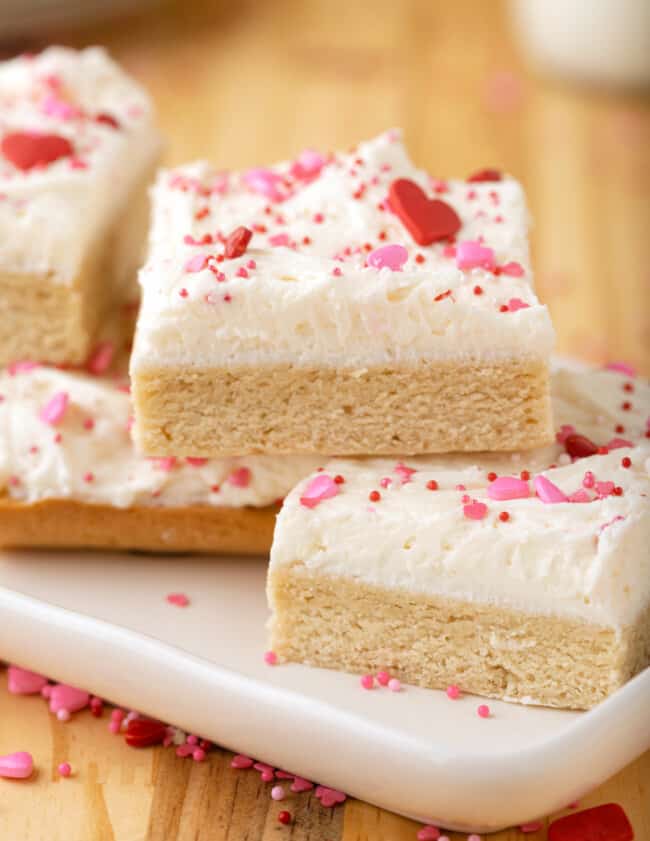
[0,367,321,508]
[270,366,650,628]
[0,47,160,283]
[131,130,554,370]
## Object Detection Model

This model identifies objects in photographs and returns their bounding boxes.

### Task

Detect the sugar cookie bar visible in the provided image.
[267,365,650,709]
[0,47,160,366]
[131,130,554,457]
[0,366,319,554]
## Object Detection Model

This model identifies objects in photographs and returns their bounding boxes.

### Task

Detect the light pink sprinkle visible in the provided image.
[446,685,461,700]
[379,477,392,489]
[186,457,208,467]
[86,341,115,375]
[500,261,524,277]
[166,593,190,607]
[456,240,495,271]
[376,670,390,686]
[595,480,615,498]
[49,684,89,714]
[254,762,275,782]
[185,254,207,273]
[360,674,374,690]
[520,822,543,833]
[506,297,530,312]
[269,233,290,247]
[300,473,340,508]
[416,828,441,841]
[154,457,176,472]
[0,751,34,780]
[291,776,314,793]
[477,704,490,718]
[228,466,251,488]
[39,391,69,425]
[487,476,530,501]
[41,94,81,120]
[291,149,326,179]
[231,754,254,769]
[534,474,568,503]
[192,748,206,762]
[605,361,636,377]
[394,462,417,484]
[463,501,488,520]
[271,785,285,801]
[58,762,72,777]
[568,489,591,503]
[264,650,278,665]
[367,243,408,271]
[236,267,249,278]
[314,785,347,807]
[187,734,198,746]
[582,470,595,489]
[388,678,401,692]
[7,665,48,695]
[606,437,633,450]
[8,360,39,377]
[244,168,284,201]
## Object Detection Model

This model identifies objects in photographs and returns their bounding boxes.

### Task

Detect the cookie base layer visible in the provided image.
[267,566,650,710]
[0,164,154,367]
[0,498,278,555]
[132,358,553,457]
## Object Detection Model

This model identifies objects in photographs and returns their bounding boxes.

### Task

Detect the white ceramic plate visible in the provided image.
[0,550,648,833]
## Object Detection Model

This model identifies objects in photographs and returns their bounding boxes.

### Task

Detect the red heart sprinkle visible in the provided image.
[548,803,633,841]
[388,178,461,246]
[467,168,502,183]
[125,718,167,748]
[224,226,253,259]
[565,434,599,459]
[1,131,74,171]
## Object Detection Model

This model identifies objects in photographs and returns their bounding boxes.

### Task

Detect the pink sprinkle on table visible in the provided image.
[166,593,190,607]
[314,785,346,807]
[86,341,115,375]
[376,670,390,686]
[291,776,314,793]
[49,684,89,715]
[367,243,408,271]
[477,704,490,718]
[534,475,568,504]
[231,754,254,769]
[456,240,495,271]
[271,785,285,801]
[299,473,340,508]
[360,674,374,690]
[0,751,34,779]
[416,827,441,841]
[58,762,72,777]
[463,500,488,520]
[8,665,48,695]
[39,391,69,425]
[487,476,530,501]
[446,685,461,700]
[388,678,401,692]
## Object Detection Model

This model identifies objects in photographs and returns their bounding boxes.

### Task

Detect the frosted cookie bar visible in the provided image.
[0,47,160,366]
[0,366,319,554]
[267,365,650,709]
[131,130,554,457]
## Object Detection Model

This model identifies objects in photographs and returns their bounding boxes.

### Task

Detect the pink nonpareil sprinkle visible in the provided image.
[500,261,524,277]
[416,827,441,841]
[456,240,495,271]
[86,341,115,375]
[58,762,72,777]
[477,704,490,718]
[166,593,190,607]
[360,674,374,690]
[388,678,401,692]
[605,361,636,378]
[376,670,390,686]
[39,391,69,425]
[264,650,278,665]
[185,254,207,273]
[367,243,408,271]
[463,500,488,520]
[0,751,34,779]
[446,684,461,700]
[300,473,340,508]
[534,474,568,504]
[271,785,285,801]
[487,476,530,501]
[506,297,530,312]
[228,466,251,488]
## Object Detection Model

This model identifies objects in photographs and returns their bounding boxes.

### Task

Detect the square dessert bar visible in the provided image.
[0,365,319,554]
[0,47,160,366]
[267,365,650,709]
[131,130,554,457]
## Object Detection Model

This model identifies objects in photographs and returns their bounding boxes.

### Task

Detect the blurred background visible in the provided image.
[1,0,648,373]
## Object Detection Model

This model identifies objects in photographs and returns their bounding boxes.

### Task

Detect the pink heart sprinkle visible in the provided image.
[291,776,314,793]
[291,149,326,180]
[275,770,294,780]
[605,361,636,377]
[500,261,525,277]
[367,243,408,271]
[254,761,275,781]
[534,475,568,504]
[49,684,90,714]
[166,593,190,607]
[506,297,530,312]
[86,341,115,375]
[0,751,34,779]
[568,489,591,503]
[417,828,441,841]
[228,467,251,488]
[39,391,69,425]
[463,500,488,520]
[8,665,48,695]
[456,240,495,271]
[185,254,207,273]
[487,476,530,501]
[231,754,254,769]
[606,437,633,450]
[394,462,417,483]
[315,785,347,807]
[300,473,340,508]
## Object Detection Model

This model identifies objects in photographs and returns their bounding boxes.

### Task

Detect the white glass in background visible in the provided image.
[510,0,650,88]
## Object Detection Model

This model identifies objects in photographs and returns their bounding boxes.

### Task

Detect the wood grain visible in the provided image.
[0,0,648,838]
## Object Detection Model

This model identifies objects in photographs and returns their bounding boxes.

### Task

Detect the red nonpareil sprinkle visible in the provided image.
[426,479,439,490]
[621,457,632,468]
[499,511,510,522]
[621,401,632,411]
[615,424,625,434]
[333,474,345,484]
[520,470,530,481]
[83,472,94,483]
[313,212,325,223]
[224,226,252,259]
[415,253,425,264]
[369,490,381,502]
[623,382,634,393]
[473,285,483,295]
[277,811,292,825]
[613,486,624,496]
[83,418,94,431]
[487,471,497,482]
[179,288,188,298]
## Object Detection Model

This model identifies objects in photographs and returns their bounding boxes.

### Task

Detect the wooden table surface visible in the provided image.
[1,0,649,839]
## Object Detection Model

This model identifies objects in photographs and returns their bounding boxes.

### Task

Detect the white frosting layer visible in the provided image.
[132,131,554,370]
[271,366,650,628]
[0,367,320,508]
[0,47,160,283]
